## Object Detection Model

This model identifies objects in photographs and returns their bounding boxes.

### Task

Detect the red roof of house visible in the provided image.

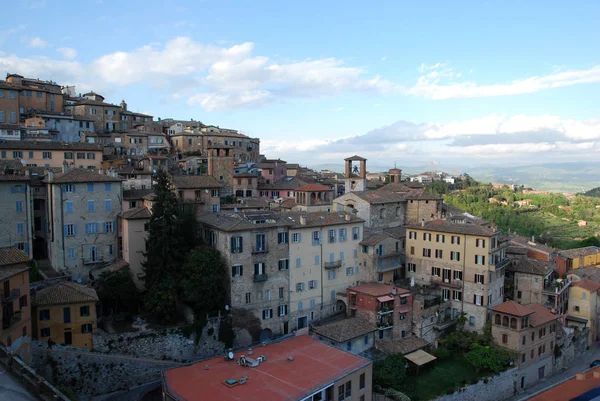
[163,335,370,401]
[295,184,332,192]
[529,367,600,401]
[491,301,534,317]
[349,283,410,297]
[573,278,600,293]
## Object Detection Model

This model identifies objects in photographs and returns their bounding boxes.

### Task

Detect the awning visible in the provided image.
[377,295,395,303]
[404,349,437,366]
[566,315,588,325]
[348,291,357,295]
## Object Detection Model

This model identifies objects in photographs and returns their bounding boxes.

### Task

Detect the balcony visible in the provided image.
[492,257,511,271]
[253,273,268,282]
[2,311,22,330]
[431,276,463,289]
[377,304,394,316]
[251,246,269,254]
[377,254,403,272]
[377,322,393,330]
[1,288,20,304]
[324,260,342,269]
[543,277,571,295]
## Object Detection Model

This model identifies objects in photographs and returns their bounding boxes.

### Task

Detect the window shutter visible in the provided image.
[72,184,76,193]
[239,237,243,252]
[482,275,485,284]
[64,225,68,236]
[231,237,235,251]
[482,256,486,265]
[482,239,486,248]
[239,266,243,276]
[10,185,15,193]
[298,233,302,242]
[432,267,435,276]
[473,295,476,304]
[254,264,258,275]
[457,237,460,245]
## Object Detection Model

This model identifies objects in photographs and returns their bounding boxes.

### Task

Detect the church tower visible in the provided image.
[344,155,367,194]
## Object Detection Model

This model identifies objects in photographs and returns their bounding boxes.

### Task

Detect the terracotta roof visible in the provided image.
[49,169,123,184]
[0,142,102,151]
[120,206,151,220]
[377,183,417,193]
[509,235,555,255]
[163,335,371,401]
[491,301,534,317]
[360,232,392,246]
[528,366,600,401]
[383,226,406,239]
[33,281,99,307]
[314,317,376,343]
[258,176,308,190]
[558,246,600,260]
[405,218,497,237]
[123,189,154,200]
[0,247,29,280]
[344,155,366,161]
[295,184,332,192]
[507,258,552,276]
[349,190,411,204]
[349,283,410,297]
[376,337,429,355]
[198,211,293,232]
[286,211,364,229]
[527,303,559,327]
[172,175,222,189]
[572,278,600,293]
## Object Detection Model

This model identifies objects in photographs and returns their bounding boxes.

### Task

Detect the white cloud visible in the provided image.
[0,25,26,44]
[57,47,77,60]
[381,56,387,61]
[28,36,49,48]
[408,63,600,100]
[332,107,344,112]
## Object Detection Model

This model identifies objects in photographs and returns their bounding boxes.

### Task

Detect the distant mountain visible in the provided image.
[584,187,600,198]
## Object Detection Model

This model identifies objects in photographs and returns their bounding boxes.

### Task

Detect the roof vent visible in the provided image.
[576,373,586,381]
[248,348,253,355]
[204,365,209,370]
[287,356,294,361]
[594,371,600,379]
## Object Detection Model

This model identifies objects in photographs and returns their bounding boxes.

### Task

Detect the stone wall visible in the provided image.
[31,344,178,398]
[434,367,519,401]
[93,320,224,362]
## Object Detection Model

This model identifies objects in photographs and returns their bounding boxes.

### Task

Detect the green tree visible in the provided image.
[28,260,43,283]
[180,246,229,317]
[95,269,140,315]
[374,354,407,389]
[143,170,189,323]
[465,344,510,373]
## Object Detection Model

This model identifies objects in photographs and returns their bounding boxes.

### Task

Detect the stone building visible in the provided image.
[405,215,509,332]
[0,160,33,257]
[505,257,552,305]
[314,317,376,355]
[207,144,233,198]
[3,73,64,116]
[198,211,292,338]
[45,168,123,281]
[0,141,103,170]
[347,283,412,341]
[171,175,222,215]
[0,246,32,364]
[293,183,334,212]
[359,230,405,283]
[254,159,287,184]
[286,211,365,330]
[491,301,558,390]
[233,172,259,198]
[170,130,203,153]
[32,281,99,349]
[201,129,260,163]
[119,206,151,290]
[344,155,367,193]
[71,93,152,133]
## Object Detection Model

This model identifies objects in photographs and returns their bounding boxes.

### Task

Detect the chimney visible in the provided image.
[594,371,600,379]
[421,219,425,227]
[576,373,586,381]
[48,170,54,181]
[531,235,535,244]
[345,213,351,221]
[300,212,307,226]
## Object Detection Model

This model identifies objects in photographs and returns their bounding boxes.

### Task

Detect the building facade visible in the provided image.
[0,142,103,170]
[0,161,33,257]
[567,277,600,345]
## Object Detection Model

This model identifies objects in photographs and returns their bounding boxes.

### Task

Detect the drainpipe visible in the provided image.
[60,185,67,272]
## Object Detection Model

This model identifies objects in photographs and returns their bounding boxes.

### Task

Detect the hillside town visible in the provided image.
[1,72,600,401]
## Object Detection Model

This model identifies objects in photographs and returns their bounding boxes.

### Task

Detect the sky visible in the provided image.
[1,0,599,172]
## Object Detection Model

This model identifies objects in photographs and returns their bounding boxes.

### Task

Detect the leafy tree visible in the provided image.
[28,260,43,283]
[426,181,450,196]
[465,344,511,373]
[180,246,229,317]
[143,170,189,323]
[95,269,140,315]
[374,354,407,389]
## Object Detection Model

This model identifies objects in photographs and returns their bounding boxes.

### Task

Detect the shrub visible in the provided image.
[433,347,451,360]
[373,354,407,389]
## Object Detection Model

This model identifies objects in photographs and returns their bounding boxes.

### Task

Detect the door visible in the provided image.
[538,366,545,380]
[283,321,289,334]
[64,330,72,345]
[297,316,308,329]
[520,376,525,389]
[63,307,71,323]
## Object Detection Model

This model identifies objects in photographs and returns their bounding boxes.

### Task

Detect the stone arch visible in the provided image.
[259,328,273,342]
[495,314,501,325]
[502,315,509,327]
[336,299,347,314]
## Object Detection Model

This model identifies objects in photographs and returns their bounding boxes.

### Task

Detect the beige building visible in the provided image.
[119,206,151,290]
[0,161,33,258]
[0,247,32,364]
[3,73,64,116]
[293,184,334,212]
[566,277,600,345]
[491,301,558,390]
[46,168,123,281]
[32,281,99,349]
[71,94,152,133]
[405,215,509,332]
[0,141,103,170]
[233,172,259,198]
[360,230,405,283]
[505,257,552,305]
[287,212,364,330]
[171,175,222,215]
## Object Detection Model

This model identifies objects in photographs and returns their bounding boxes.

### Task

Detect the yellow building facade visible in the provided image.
[32,281,99,349]
[567,276,600,345]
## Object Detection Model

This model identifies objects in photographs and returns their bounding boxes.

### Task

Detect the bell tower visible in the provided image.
[344,155,367,194]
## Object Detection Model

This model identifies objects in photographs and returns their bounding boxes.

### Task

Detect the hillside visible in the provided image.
[584,187,600,198]
[444,185,600,249]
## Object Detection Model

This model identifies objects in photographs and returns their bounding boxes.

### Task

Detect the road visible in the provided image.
[0,366,37,401]
[505,342,600,401]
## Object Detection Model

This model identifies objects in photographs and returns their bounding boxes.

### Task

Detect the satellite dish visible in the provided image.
[20,159,26,165]
[205,189,209,193]
[153,169,156,174]
[225,305,230,311]
[127,158,131,163]
[228,352,234,360]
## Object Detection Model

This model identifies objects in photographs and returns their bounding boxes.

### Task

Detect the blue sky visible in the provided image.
[2,0,599,171]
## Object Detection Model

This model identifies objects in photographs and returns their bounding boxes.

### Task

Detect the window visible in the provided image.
[328,229,336,243]
[407,263,416,273]
[231,236,243,253]
[435,249,443,259]
[262,309,273,320]
[436,234,445,243]
[399,313,406,320]
[296,283,305,292]
[80,305,90,317]
[442,288,450,301]
[309,280,317,290]
[352,227,360,240]
[346,267,354,276]
[475,255,485,265]
[103,221,114,233]
[339,228,347,241]
[473,295,483,306]
[278,232,288,244]
[77,152,85,159]
[104,183,112,192]
[314,255,320,265]
[42,151,52,159]
[16,201,23,213]
[475,274,485,284]
[432,266,441,277]
[453,270,463,280]
[469,316,475,326]
[476,238,486,248]
[105,199,112,211]
[409,231,416,240]
[451,236,460,245]
[232,265,243,277]
[522,353,526,363]
[345,381,352,398]
[85,222,99,234]
[16,222,24,235]
[574,305,580,312]
[450,251,461,261]
[245,293,251,304]
[41,328,50,338]
[39,309,50,320]
[522,336,526,345]
[517,290,522,299]
[255,234,266,251]
[279,305,288,316]
[63,184,75,193]
[10,112,16,123]
[108,244,114,256]
[292,232,301,243]
[65,224,75,236]
[12,151,23,159]
[422,248,431,257]
[68,248,75,259]
[312,231,321,245]
[338,385,345,401]
[539,327,546,338]
[423,232,431,241]
[295,257,301,268]
[81,324,93,333]
[278,259,289,270]
[211,189,218,197]
[453,290,462,301]
[582,292,587,300]
[36,91,42,98]
[88,200,95,212]
[328,270,336,280]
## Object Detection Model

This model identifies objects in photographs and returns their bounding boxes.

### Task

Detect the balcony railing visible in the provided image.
[431,276,463,289]
[324,260,342,269]
[377,254,403,272]
[492,257,511,270]
[377,306,394,315]
[252,246,269,254]
[1,288,20,304]
[543,278,571,294]
[2,311,22,329]
[253,273,268,282]
[377,322,393,330]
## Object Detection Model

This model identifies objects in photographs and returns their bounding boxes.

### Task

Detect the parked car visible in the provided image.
[589,360,600,368]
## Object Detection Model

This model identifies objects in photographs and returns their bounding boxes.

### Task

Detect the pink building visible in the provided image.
[254,159,287,184]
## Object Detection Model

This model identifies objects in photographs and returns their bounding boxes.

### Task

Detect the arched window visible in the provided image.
[510,318,517,329]
[502,315,509,327]
[495,314,501,325]
[396,206,402,217]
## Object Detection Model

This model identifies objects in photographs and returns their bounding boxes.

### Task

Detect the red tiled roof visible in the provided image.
[349,283,410,297]
[295,184,332,192]
[491,301,534,317]
[573,278,600,293]
[527,303,559,327]
[163,335,370,401]
[529,367,600,401]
